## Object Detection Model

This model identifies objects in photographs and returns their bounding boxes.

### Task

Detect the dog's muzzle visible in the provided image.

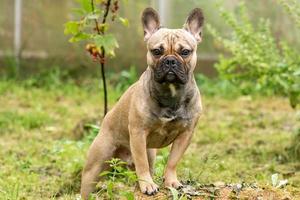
[154,56,188,84]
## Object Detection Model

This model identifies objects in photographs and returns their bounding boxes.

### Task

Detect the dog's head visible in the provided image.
[142,7,204,84]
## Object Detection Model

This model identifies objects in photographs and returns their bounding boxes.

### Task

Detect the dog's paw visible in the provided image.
[164,179,183,189]
[139,181,159,196]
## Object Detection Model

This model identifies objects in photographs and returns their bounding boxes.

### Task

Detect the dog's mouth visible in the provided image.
[154,69,188,84]
[165,71,176,82]
[153,62,188,84]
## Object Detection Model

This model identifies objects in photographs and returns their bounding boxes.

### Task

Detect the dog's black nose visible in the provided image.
[164,57,177,69]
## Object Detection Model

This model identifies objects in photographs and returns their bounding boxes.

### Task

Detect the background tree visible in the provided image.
[64,0,128,116]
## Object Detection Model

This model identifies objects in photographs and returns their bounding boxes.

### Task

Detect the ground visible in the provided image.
[0,79,299,200]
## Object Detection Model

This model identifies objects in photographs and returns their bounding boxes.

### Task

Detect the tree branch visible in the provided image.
[90,0,112,116]
[101,0,112,27]
[91,0,101,35]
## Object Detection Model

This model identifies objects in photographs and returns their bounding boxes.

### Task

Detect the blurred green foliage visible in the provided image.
[207,1,300,108]
[195,74,240,97]
[108,65,138,93]
[278,0,300,28]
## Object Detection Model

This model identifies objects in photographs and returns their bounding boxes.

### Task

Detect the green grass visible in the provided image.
[0,77,299,199]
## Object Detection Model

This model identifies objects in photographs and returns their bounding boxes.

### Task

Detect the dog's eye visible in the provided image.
[180,49,191,57]
[151,49,162,56]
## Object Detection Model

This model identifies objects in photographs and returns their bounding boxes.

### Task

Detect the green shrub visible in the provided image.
[23,67,69,89]
[195,74,241,97]
[278,0,300,28]
[207,1,300,108]
[108,65,138,93]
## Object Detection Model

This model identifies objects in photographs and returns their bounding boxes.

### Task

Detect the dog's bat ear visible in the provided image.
[183,8,204,43]
[141,7,160,41]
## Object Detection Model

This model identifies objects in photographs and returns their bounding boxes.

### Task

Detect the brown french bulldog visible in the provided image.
[81,7,204,199]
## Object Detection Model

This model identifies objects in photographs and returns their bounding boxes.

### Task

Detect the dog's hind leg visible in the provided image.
[115,146,135,170]
[80,129,116,200]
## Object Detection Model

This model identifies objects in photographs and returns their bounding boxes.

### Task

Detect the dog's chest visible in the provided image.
[146,115,189,148]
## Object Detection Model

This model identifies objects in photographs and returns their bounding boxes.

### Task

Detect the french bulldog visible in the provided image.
[81,7,204,199]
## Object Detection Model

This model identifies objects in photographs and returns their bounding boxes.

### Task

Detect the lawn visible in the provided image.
[0,77,299,199]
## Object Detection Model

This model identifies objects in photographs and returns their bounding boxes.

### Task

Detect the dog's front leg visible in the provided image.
[129,127,159,195]
[164,130,193,189]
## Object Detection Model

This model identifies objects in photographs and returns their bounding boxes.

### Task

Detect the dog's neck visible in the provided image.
[148,70,194,110]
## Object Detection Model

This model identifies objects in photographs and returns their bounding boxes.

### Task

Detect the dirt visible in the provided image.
[134,185,298,200]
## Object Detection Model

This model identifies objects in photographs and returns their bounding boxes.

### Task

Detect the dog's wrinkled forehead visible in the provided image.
[147,28,197,50]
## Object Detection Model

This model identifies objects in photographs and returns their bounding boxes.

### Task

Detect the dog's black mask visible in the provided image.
[153,56,188,84]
